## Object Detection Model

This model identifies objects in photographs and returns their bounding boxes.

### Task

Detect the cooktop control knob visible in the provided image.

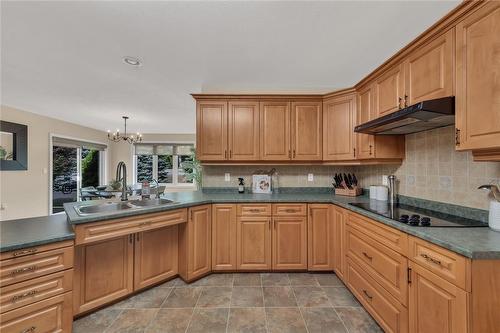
[399,214,409,223]
[420,217,431,226]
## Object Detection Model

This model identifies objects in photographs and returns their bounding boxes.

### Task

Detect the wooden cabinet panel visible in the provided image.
[323,93,357,161]
[405,29,454,105]
[356,85,375,159]
[74,235,134,314]
[237,216,272,270]
[0,241,73,261]
[347,226,408,305]
[0,269,72,314]
[409,262,468,333]
[196,100,228,160]
[291,101,322,160]
[0,292,73,333]
[456,2,500,150]
[333,206,347,280]
[272,203,307,216]
[308,204,334,271]
[237,204,272,217]
[212,204,237,271]
[228,101,260,160]
[134,226,178,290]
[347,258,408,333]
[259,101,291,160]
[272,217,307,270]
[0,245,73,287]
[375,63,405,117]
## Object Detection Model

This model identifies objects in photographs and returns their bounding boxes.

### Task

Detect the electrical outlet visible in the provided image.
[308,173,314,182]
[224,173,230,182]
[382,175,388,186]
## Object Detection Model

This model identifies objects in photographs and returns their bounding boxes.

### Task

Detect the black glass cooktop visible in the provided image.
[349,202,487,228]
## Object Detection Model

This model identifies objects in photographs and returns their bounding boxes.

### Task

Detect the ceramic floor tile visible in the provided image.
[261,273,290,286]
[313,273,344,287]
[72,308,122,333]
[263,286,297,307]
[114,287,172,309]
[288,273,319,286]
[162,287,202,308]
[196,286,232,308]
[233,273,262,286]
[301,307,348,333]
[191,274,234,287]
[145,308,193,333]
[265,307,308,333]
[336,307,383,333]
[231,286,264,307]
[293,286,331,307]
[323,287,361,307]
[227,308,267,333]
[157,277,180,288]
[186,307,229,333]
[106,308,158,333]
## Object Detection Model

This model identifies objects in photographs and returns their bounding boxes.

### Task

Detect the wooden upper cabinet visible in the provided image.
[212,204,237,271]
[375,62,405,117]
[228,101,260,160]
[196,100,228,161]
[405,29,455,106]
[291,101,322,160]
[237,216,272,270]
[260,101,291,160]
[323,93,357,161]
[455,2,500,151]
[308,204,334,271]
[356,85,375,159]
[272,216,307,270]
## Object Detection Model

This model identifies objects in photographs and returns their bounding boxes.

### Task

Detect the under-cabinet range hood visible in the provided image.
[354,96,455,135]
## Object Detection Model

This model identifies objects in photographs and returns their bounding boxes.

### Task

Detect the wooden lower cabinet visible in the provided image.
[179,205,212,281]
[134,226,178,290]
[212,204,237,271]
[237,216,272,270]
[333,206,347,279]
[73,235,134,315]
[408,262,468,333]
[272,216,307,270]
[308,204,334,271]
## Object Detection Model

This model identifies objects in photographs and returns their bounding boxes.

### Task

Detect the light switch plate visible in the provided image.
[225,173,230,182]
[382,175,388,186]
[308,173,314,182]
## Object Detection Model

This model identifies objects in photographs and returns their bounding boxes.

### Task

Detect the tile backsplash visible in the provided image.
[201,126,500,210]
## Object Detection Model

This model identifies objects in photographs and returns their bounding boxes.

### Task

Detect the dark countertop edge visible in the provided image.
[0,234,75,253]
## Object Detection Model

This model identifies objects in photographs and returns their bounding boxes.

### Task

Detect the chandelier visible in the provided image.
[107,116,143,144]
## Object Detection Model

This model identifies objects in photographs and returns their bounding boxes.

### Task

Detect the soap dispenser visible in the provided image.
[478,184,500,231]
[238,178,245,194]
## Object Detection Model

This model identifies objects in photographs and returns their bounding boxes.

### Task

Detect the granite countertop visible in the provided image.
[61,190,500,260]
[0,214,75,253]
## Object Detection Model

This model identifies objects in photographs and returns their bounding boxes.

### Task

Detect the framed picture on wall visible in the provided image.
[0,120,28,171]
[252,175,272,194]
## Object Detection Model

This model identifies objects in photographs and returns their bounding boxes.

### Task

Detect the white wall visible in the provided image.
[0,105,109,220]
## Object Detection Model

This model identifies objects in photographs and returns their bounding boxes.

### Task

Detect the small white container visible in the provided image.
[489,200,500,231]
[370,186,378,200]
[376,186,389,201]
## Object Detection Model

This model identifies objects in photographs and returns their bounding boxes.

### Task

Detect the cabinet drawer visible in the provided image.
[272,204,307,216]
[408,236,470,291]
[347,258,408,333]
[347,212,408,255]
[0,292,72,333]
[75,209,187,245]
[0,269,72,314]
[0,241,74,261]
[347,226,408,305]
[237,204,272,216]
[0,246,73,287]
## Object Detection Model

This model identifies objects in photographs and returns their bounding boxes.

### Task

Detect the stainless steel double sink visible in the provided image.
[74,198,177,216]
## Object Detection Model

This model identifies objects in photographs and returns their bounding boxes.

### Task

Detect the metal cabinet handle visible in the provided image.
[249,209,260,213]
[12,249,37,257]
[285,209,297,213]
[288,150,291,159]
[362,290,373,301]
[455,128,461,146]
[129,234,133,244]
[10,266,37,276]
[362,252,373,261]
[20,326,36,333]
[353,148,356,158]
[398,97,403,109]
[268,220,271,230]
[11,290,38,303]
[293,150,296,158]
[420,253,442,267]
[369,145,372,155]
[224,150,227,159]
[404,94,408,107]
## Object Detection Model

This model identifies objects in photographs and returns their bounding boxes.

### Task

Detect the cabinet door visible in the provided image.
[74,235,134,314]
[456,2,500,150]
[187,205,212,280]
[228,101,260,160]
[272,217,307,270]
[405,29,454,106]
[212,204,237,271]
[409,262,468,333]
[259,101,291,160]
[356,85,375,159]
[308,204,334,271]
[291,101,322,160]
[134,226,178,290]
[323,93,356,161]
[196,100,228,161]
[375,63,405,117]
[237,216,272,270]
[333,207,347,280]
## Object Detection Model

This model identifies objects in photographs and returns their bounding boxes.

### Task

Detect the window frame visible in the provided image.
[133,141,196,190]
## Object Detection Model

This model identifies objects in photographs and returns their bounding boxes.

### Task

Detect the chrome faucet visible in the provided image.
[116,161,128,201]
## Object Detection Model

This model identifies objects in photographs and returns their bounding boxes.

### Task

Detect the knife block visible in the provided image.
[335,186,363,197]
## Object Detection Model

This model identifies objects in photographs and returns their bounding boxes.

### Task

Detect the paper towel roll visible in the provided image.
[376,186,389,201]
[489,200,500,231]
[370,186,378,199]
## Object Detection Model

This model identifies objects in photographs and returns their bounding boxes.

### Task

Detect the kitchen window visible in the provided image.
[134,143,195,188]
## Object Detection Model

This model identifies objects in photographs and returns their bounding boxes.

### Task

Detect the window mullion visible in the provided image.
[153,155,158,180]
[173,155,178,186]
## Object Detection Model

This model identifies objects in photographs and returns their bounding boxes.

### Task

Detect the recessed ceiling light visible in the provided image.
[123,56,142,66]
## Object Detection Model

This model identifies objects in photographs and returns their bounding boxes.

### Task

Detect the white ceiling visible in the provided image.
[1,1,459,134]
